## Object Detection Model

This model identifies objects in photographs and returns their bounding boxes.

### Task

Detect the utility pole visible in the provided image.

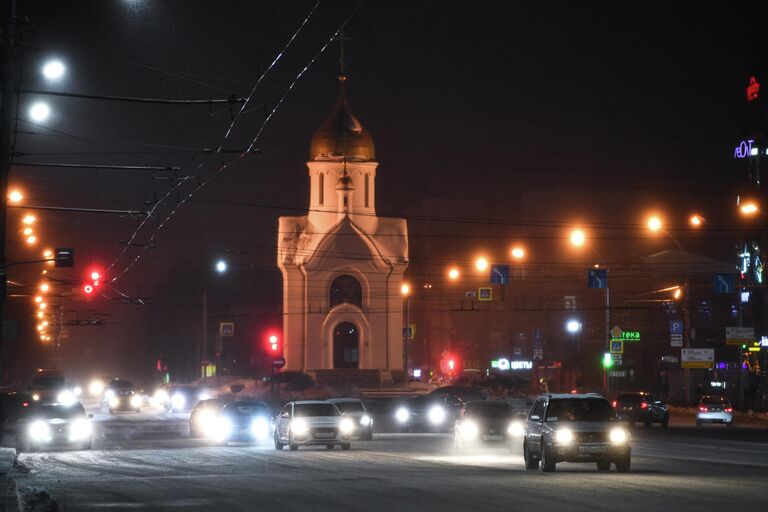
[0,0,17,383]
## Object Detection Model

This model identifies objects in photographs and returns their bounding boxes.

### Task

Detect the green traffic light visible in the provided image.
[602,353,613,368]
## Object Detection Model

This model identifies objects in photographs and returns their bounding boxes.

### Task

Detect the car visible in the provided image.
[613,392,669,428]
[214,400,273,444]
[273,400,354,451]
[522,394,631,473]
[326,398,373,440]
[428,386,488,402]
[503,396,535,418]
[0,392,34,442]
[394,394,464,432]
[16,402,92,452]
[102,379,142,413]
[166,385,202,413]
[189,398,228,438]
[453,400,525,454]
[696,395,733,428]
[30,368,66,403]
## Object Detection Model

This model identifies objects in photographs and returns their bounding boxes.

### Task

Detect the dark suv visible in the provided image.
[522,394,631,473]
[613,392,669,428]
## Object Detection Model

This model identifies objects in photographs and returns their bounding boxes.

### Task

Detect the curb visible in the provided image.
[0,447,19,512]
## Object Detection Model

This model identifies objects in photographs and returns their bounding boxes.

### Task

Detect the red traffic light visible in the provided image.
[83,284,94,294]
[448,359,455,371]
[90,271,101,281]
[269,334,279,352]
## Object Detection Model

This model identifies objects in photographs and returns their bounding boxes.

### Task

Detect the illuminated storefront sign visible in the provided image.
[490,358,532,371]
[747,75,760,102]
[734,139,756,159]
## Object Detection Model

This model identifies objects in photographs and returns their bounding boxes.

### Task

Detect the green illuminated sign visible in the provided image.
[611,331,640,342]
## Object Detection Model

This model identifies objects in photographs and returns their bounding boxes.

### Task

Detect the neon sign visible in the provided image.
[491,358,532,371]
[734,139,756,159]
[747,76,760,102]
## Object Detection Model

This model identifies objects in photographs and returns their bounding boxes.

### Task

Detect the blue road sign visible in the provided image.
[669,320,683,335]
[490,265,509,285]
[610,340,624,354]
[587,268,608,289]
[713,274,735,293]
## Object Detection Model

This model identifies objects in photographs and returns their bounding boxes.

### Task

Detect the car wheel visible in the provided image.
[523,441,538,470]
[289,434,299,451]
[341,442,351,450]
[596,459,611,472]
[615,455,631,473]
[540,442,555,473]
[274,432,284,450]
[661,415,669,428]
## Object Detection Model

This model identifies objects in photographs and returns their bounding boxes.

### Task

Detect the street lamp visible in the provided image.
[29,102,51,122]
[689,214,704,227]
[22,215,35,225]
[475,256,489,272]
[447,267,460,281]
[42,59,66,81]
[647,215,663,232]
[566,319,582,334]
[569,228,586,247]
[739,200,759,216]
[511,246,525,260]
[8,190,23,203]
[215,260,227,273]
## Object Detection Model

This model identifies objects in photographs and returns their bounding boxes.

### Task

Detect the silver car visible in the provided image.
[696,395,733,428]
[274,400,354,451]
[522,394,631,473]
[326,398,373,440]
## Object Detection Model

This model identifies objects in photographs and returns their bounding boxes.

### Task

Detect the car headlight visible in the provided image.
[395,407,410,424]
[211,417,231,441]
[554,428,574,445]
[199,392,211,401]
[57,390,77,407]
[170,393,186,411]
[360,415,372,427]
[104,389,115,399]
[609,427,629,444]
[108,396,120,409]
[130,395,142,408]
[460,420,478,440]
[153,389,169,406]
[428,405,446,425]
[89,380,105,397]
[251,417,271,440]
[29,420,51,443]
[507,421,525,437]
[339,418,354,434]
[73,386,82,397]
[69,418,92,441]
[32,393,40,401]
[291,418,309,436]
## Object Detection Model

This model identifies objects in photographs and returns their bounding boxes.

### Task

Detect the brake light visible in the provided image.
[611,400,617,408]
[699,406,708,412]
[22,402,29,407]
[724,407,733,413]
[640,402,648,409]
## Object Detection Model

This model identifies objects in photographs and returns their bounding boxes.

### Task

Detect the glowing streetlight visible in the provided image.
[42,59,66,81]
[673,287,683,300]
[447,267,460,281]
[42,321,48,327]
[26,235,37,245]
[38,302,47,310]
[34,296,43,303]
[29,102,51,122]
[22,228,32,236]
[400,283,411,296]
[36,311,43,319]
[647,216,663,232]
[40,283,50,293]
[569,229,586,247]
[740,201,759,216]
[689,214,704,227]
[566,319,582,334]
[215,260,227,273]
[475,256,489,272]
[8,190,23,203]
[22,215,35,225]
[511,246,525,260]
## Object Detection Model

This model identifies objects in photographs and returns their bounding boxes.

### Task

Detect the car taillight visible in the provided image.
[22,402,29,407]
[699,406,708,412]
[724,407,733,413]
[611,400,617,408]
[640,402,648,409]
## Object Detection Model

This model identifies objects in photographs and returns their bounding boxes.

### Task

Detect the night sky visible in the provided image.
[4,1,767,385]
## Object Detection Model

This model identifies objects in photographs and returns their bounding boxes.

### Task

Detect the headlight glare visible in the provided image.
[339,418,354,434]
[395,407,409,424]
[291,418,309,436]
[360,415,372,426]
[251,417,270,440]
[104,389,115,399]
[170,392,186,411]
[89,380,104,397]
[57,390,77,407]
[108,396,120,409]
[610,427,628,444]
[130,395,142,408]
[460,420,478,440]
[29,420,51,442]
[554,428,574,444]
[212,417,231,441]
[428,405,446,425]
[69,418,92,441]
[507,421,525,437]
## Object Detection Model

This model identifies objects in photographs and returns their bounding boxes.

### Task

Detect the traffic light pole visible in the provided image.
[0,0,16,383]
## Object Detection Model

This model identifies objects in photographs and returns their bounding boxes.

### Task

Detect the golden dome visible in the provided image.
[309,77,375,161]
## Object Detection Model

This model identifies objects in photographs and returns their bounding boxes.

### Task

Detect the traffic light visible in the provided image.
[447,358,455,371]
[602,353,613,368]
[268,334,279,352]
[83,284,94,295]
[83,269,103,297]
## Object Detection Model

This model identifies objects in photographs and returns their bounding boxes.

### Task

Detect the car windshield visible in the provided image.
[34,404,86,419]
[109,381,134,389]
[702,396,730,406]
[617,394,643,403]
[223,402,268,416]
[294,403,339,417]
[545,398,615,422]
[32,376,65,389]
[332,401,364,413]
[465,402,511,418]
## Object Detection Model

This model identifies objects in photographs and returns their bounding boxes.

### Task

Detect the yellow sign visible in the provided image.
[478,287,492,301]
[681,361,713,369]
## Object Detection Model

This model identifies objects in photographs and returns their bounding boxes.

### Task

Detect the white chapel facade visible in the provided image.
[277,74,408,382]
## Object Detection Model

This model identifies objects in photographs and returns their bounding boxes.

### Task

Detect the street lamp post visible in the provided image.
[401,283,411,383]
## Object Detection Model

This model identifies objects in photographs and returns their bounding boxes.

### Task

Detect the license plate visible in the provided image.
[314,432,335,439]
[578,445,607,454]
[483,435,504,441]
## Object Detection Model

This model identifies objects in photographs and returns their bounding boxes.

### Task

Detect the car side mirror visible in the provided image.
[530,414,541,422]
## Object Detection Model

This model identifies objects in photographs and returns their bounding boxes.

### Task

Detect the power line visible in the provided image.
[18,88,247,106]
